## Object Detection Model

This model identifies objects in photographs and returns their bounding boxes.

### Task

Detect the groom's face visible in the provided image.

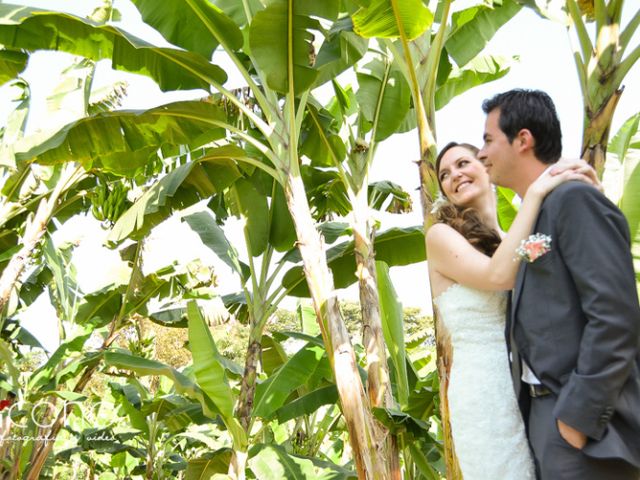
[478,109,517,188]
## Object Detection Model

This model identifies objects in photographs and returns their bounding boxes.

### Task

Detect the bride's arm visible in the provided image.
[427,169,588,291]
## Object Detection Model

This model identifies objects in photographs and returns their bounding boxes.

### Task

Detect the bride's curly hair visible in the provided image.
[433,142,502,256]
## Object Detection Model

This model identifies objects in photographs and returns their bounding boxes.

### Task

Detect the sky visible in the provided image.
[2,1,640,348]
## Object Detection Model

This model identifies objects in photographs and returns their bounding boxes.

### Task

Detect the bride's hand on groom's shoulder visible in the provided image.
[549,158,603,192]
[557,419,588,450]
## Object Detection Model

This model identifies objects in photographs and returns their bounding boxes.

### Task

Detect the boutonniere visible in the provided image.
[515,233,552,263]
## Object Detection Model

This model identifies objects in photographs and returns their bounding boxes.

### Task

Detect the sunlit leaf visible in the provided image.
[131,0,243,57]
[0,5,227,90]
[253,341,326,419]
[376,261,409,405]
[445,0,521,68]
[356,58,411,141]
[352,0,433,40]
[435,55,514,110]
[249,1,320,95]
[16,101,228,177]
[0,49,28,86]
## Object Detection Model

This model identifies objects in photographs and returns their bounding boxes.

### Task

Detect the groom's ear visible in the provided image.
[515,128,535,153]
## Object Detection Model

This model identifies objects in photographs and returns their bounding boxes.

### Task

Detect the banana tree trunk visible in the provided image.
[283,172,388,479]
[433,306,463,479]
[236,334,261,431]
[351,188,401,479]
[565,0,638,179]
[581,87,624,177]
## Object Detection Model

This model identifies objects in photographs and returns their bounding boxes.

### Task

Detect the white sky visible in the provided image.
[2,0,640,332]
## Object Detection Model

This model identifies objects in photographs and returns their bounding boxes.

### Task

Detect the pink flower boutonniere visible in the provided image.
[515,233,552,263]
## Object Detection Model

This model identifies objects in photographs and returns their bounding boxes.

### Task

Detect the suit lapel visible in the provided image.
[511,261,527,321]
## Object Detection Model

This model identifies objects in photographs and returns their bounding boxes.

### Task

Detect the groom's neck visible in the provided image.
[513,157,549,198]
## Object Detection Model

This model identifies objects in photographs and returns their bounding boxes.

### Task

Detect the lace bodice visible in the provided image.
[434,283,508,344]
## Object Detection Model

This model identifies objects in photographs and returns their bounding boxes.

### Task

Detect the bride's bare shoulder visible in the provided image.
[426,222,464,245]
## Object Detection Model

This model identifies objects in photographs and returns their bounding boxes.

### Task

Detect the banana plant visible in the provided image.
[0,2,391,476]
[518,0,640,176]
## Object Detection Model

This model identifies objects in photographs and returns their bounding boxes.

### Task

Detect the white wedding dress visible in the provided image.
[434,283,535,479]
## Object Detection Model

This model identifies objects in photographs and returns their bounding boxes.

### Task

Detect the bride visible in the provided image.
[426,142,598,479]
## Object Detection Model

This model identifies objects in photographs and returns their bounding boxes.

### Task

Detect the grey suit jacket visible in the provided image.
[510,181,640,467]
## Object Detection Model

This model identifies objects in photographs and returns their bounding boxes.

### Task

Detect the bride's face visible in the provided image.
[438,146,492,207]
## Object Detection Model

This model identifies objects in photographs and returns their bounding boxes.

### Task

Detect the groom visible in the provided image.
[478,89,640,479]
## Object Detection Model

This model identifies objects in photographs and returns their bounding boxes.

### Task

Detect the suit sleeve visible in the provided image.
[551,183,640,440]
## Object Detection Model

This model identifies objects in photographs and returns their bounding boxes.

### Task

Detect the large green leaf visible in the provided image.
[248,1,320,95]
[0,49,28,86]
[212,0,262,27]
[609,112,640,165]
[131,0,242,58]
[269,183,297,252]
[252,341,326,419]
[16,101,227,176]
[356,58,411,141]
[444,0,522,68]
[496,186,517,231]
[435,54,513,110]
[352,0,433,40]
[185,449,233,480]
[103,350,222,420]
[248,444,356,480]
[282,226,425,296]
[183,211,244,277]
[186,301,235,420]
[196,147,244,193]
[300,104,346,167]
[376,261,409,405]
[231,178,269,257]
[274,384,338,423]
[314,18,369,88]
[260,334,289,376]
[0,5,226,91]
[609,112,640,286]
[298,303,320,336]
[186,301,245,447]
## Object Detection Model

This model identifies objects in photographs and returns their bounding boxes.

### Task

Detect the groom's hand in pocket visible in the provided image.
[557,419,588,449]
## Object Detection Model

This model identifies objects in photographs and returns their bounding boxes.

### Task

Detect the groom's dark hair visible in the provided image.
[482,89,562,164]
